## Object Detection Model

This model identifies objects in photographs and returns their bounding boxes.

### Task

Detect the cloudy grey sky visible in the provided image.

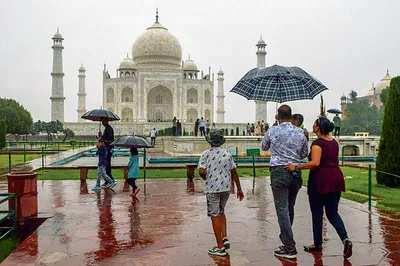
[1,0,399,129]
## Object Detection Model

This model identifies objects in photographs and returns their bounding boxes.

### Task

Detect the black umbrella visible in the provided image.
[81,109,120,121]
[111,136,153,148]
[327,108,342,114]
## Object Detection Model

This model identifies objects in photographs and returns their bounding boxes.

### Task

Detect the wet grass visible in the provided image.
[302,167,400,214]
[0,239,19,263]
[36,166,400,214]
[0,154,42,170]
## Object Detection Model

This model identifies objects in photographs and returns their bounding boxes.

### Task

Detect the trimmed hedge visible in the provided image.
[377,76,400,187]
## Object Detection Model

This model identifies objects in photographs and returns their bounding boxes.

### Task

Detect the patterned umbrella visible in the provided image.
[111,136,153,148]
[81,109,120,122]
[230,65,328,103]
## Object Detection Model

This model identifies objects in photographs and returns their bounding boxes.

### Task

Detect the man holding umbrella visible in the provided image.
[261,105,308,259]
[333,114,342,138]
[98,118,115,185]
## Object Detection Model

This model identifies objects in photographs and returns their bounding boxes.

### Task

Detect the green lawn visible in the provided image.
[0,239,18,263]
[0,154,42,170]
[36,166,400,214]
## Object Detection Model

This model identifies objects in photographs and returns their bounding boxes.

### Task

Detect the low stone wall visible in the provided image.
[63,122,248,137]
[161,136,270,157]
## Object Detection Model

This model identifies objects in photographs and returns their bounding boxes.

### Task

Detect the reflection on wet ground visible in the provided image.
[1,178,400,265]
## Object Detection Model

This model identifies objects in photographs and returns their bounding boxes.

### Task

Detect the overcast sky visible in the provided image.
[1,0,399,129]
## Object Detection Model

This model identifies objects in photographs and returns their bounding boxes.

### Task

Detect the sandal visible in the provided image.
[303,244,323,252]
[343,239,353,259]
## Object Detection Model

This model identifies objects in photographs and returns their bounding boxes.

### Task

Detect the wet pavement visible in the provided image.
[1,178,400,265]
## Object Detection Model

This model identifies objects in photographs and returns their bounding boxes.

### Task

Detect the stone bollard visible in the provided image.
[186,164,197,192]
[7,171,38,221]
[79,167,88,182]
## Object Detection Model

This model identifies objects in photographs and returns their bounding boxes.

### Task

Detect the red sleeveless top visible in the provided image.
[308,138,345,194]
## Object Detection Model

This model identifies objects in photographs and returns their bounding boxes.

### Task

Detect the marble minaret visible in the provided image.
[216,68,225,123]
[77,64,87,122]
[50,28,65,122]
[255,36,268,123]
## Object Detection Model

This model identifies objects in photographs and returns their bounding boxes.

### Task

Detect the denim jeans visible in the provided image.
[270,166,303,250]
[308,178,348,246]
[97,165,113,186]
[105,147,114,182]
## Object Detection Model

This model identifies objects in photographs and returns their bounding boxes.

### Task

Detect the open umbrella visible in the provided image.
[110,136,153,148]
[81,109,120,132]
[327,108,342,114]
[230,65,328,103]
[81,109,120,121]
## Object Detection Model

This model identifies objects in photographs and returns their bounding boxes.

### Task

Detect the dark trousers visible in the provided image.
[105,149,114,182]
[151,137,156,145]
[334,127,340,137]
[200,127,205,136]
[270,166,303,250]
[172,126,177,136]
[194,127,198,136]
[127,178,138,193]
[308,179,348,246]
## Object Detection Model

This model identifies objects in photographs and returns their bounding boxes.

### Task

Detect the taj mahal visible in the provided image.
[50,11,268,136]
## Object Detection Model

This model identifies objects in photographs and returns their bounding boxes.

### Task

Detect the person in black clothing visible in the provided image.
[194,119,200,136]
[98,118,115,185]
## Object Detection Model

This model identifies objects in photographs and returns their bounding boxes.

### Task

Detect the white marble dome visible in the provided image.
[183,59,198,71]
[132,19,182,69]
[119,56,135,69]
[366,71,392,96]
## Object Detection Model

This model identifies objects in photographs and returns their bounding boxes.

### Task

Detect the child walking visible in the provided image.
[92,139,117,191]
[128,147,140,197]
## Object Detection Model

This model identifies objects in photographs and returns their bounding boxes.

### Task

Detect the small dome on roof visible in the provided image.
[79,64,85,71]
[53,28,63,39]
[183,59,198,71]
[366,70,392,96]
[119,56,135,69]
[256,35,266,46]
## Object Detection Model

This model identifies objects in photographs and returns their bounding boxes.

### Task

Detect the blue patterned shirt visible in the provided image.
[260,122,308,166]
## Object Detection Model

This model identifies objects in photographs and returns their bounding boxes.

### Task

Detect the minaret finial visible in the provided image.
[57,27,59,33]
[387,69,389,75]
[156,8,159,22]
[126,52,129,58]
[188,54,191,60]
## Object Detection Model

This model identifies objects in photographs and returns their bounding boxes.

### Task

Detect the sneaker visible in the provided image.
[100,182,108,188]
[91,185,101,191]
[343,239,353,259]
[107,181,118,189]
[274,246,297,259]
[208,246,227,256]
[222,237,230,250]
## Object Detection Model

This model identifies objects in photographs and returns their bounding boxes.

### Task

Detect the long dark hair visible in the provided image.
[130,147,138,156]
[315,117,334,135]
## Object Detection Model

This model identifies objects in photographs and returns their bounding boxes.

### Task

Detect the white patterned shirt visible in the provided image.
[198,147,236,193]
[260,122,308,166]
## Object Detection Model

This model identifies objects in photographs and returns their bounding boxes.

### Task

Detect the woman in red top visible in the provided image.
[286,117,353,259]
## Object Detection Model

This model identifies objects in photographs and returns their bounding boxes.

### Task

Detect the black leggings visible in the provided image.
[308,179,348,246]
[127,178,138,193]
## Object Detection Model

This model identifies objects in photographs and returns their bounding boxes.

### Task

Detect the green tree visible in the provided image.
[0,119,6,149]
[380,86,389,105]
[376,76,400,187]
[341,98,382,136]
[62,128,75,141]
[349,90,358,102]
[30,120,64,141]
[0,98,33,136]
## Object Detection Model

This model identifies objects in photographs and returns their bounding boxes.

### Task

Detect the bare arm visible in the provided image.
[286,145,322,172]
[231,168,244,201]
[199,168,207,180]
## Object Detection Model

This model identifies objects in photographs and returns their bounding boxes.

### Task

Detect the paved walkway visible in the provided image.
[1,178,400,265]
